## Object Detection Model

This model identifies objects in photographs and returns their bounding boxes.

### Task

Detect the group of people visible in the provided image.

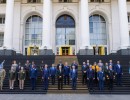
[0,59,123,91]
[82,60,123,91]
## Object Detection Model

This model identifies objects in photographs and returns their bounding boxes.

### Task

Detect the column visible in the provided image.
[118,0,129,49]
[42,0,52,49]
[4,0,14,49]
[80,0,90,49]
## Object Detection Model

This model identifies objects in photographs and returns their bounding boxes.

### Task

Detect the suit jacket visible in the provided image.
[57,69,64,79]
[70,69,78,79]
[50,67,57,76]
[64,66,70,76]
[42,68,50,78]
[57,64,64,70]
[107,69,115,79]
[97,71,105,80]
[82,65,87,75]
[87,69,95,79]
[71,63,78,69]
[115,64,123,74]
[30,68,37,79]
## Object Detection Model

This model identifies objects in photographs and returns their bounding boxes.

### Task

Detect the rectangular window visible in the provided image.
[0,0,6,3]
[27,0,41,3]
[90,0,104,2]
[59,0,72,3]
[0,15,5,24]
[0,33,4,47]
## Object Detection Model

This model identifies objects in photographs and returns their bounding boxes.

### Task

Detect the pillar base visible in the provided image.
[78,49,94,55]
[39,49,54,55]
[0,49,16,55]
[117,49,130,55]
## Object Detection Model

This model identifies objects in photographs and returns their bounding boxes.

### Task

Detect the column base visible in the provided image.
[78,49,94,55]
[0,49,16,55]
[117,49,130,55]
[39,49,54,55]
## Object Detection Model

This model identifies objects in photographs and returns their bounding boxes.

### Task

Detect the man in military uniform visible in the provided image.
[50,64,57,85]
[30,65,37,90]
[24,60,31,80]
[42,64,50,90]
[97,67,105,91]
[0,60,6,90]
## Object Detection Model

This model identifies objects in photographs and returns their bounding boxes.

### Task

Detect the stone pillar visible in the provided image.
[117,0,130,55]
[78,0,93,55]
[3,0,15,55]
[40,0,53,55]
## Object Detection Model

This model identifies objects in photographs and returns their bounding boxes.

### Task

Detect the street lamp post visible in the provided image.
[85,46,88,55]
[44,46,47,55]
[3,46,6,56]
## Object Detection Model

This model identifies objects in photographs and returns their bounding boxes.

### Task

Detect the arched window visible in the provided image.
[56,14,75,46]
[89,14,107,45]
[25,15,42,46]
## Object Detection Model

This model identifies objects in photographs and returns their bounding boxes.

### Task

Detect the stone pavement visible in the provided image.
[0,94,129,100]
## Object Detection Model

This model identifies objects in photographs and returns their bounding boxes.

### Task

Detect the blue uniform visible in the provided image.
[70,69,78,90]
[50,67,57,85]
[115,64,123,85]
[64,66,70,85]
[30,67,37,90]
[42,68,50,90]
[82,65,87,85]
[97,71,105,90]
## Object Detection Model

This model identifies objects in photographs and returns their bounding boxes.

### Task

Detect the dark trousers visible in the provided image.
[51,75,55,85]
[99,80,104,90]
[94,72,98,86]
[88,78,94,90]
[116,74,122,85]
[58,78,63,90]
[109,79,113,89]
[72,77,77,90]
[82,74,87,84]
[64,75,69,85]
[43,77,49,90]
[31,78,36,90]
[26,71,30,80]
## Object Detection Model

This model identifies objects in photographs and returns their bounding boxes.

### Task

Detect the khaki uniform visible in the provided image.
[18,70,26,80]
[0,69,6,87]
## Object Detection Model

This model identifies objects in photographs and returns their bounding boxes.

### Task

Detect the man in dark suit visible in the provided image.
[107,65,115,90]
[115,61,123,86]
[30,65,37,90]
[82,62,87,85]
[109,60,114,70]
[50,64,57,85]
[87,65,95,90]
[64,62,70,85]
[57,60,64,70]
[71,61,78,69]
[57,66,63,90]
[42,64,50,90]
[97,67,105,91]
[70,65,78,90]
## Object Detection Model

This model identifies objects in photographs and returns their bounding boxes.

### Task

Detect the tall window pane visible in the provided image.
[89,14,107,45]
[25,15,42,46]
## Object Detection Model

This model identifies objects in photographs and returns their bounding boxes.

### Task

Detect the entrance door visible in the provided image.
[62,47,70,55]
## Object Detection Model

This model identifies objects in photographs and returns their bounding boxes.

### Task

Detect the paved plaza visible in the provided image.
[0,94,129,100]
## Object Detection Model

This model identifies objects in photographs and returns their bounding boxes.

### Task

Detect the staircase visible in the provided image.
[0,55,55,94]
[48,55,88,94]
[77,55,130,94]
